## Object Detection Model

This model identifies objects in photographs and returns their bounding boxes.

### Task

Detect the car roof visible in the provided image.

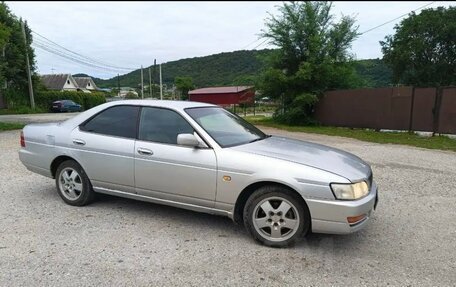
[61,100,217,128]
[107,100,216,111]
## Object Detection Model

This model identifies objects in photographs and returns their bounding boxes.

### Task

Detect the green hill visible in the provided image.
[95,49,272,89]
[72,73,105,86]
[353,58,393,88]
[92,49,392,89]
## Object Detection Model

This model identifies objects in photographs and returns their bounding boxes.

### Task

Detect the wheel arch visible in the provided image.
[50,155,79,178]
[233,180,309,226]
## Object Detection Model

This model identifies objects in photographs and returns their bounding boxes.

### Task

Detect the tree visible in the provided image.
[381,7,456,87]
[124,92,139,99]
[174,76,194,100]
[232,74,256,86]
[0,2,37,107]
[0,22,11,88]
[257,1,360,124]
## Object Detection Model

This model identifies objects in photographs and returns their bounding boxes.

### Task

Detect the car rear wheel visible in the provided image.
[243,186,310,247]
[55,160,95,206]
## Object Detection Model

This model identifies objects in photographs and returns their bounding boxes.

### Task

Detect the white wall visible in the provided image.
[62,76,78,91]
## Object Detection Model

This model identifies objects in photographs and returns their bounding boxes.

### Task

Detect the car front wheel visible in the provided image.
[55,160,95,206]
[243,186,310,247]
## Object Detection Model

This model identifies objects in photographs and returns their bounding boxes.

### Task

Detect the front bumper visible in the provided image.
[306,181,378,234]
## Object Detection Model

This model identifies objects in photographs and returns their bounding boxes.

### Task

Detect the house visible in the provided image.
[40,74,80,91]
[73,77,99,91]
[118,89,139,98]
[188,86,255,106]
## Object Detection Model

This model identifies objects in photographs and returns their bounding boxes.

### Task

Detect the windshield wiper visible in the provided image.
[249,135,270,144]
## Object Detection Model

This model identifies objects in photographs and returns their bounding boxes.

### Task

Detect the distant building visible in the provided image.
[73,77,99,91]
[40,74,79,91]
[188,86,255,106]
[99,88,112,93]
[40,74,99,93]
[118,89,139,98]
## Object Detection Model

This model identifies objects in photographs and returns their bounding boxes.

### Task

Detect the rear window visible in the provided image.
[80,105,139,139]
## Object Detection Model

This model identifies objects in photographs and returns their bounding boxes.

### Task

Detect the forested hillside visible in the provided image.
[92,49,393,89]
[354,59,393,88]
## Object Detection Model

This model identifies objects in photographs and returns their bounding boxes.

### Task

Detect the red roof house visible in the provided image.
[188,86,255,106]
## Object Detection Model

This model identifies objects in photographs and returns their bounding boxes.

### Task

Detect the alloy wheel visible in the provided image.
[58,167,83,200]
[252,196,300,242]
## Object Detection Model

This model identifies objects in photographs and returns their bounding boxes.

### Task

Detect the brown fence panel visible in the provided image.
[411,88,436,132]
[315,88,386,129]
[438,87,456,134]
[315,87,413,130]
[386,87,413,130]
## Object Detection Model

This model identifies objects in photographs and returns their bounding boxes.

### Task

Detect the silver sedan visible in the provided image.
[19,100,378,247]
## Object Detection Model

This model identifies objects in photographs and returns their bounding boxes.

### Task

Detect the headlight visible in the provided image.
[330,181,369,200]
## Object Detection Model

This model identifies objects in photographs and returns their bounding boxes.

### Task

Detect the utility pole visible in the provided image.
[21,21,35,109]
[2,46,6,89]
[148,67,152,98]
[141,65,144,99]
[152,59,156,99]
[159,63,163,100]
[117,73,120,97]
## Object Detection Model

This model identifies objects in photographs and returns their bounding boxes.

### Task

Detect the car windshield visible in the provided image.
[185,107,268,147]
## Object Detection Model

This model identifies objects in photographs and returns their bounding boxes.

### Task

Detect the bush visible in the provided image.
[3,89,106,112]
[273,93,319,125]
[3,89,30,108]
[124,92,139,99]
[35,90,106,111]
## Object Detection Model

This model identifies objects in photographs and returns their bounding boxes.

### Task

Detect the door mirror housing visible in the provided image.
[177,133,200,147]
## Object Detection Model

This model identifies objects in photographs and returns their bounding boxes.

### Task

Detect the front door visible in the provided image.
[134,107,217,207]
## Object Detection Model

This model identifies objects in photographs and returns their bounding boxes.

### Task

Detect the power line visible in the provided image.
[31,30,136,71]
[251,38,269,50]
[30,35,136,74]
[32,38,108,67]
[241,37,262,50]
[359,1,436,35]
[32,42,120,72]
[32,41,130,73]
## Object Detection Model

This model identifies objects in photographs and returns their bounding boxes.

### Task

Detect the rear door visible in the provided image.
[134,107,217,207]
[71,105,139,193]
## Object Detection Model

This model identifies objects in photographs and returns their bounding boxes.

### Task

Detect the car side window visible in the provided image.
[80,105,139,139]
[139,107,194,145]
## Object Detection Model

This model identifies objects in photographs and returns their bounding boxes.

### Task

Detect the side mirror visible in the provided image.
[177,133,200,147]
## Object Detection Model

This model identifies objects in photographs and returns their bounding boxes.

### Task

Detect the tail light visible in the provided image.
[20,131,25,147]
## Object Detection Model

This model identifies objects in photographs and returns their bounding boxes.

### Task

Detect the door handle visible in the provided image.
[73,139,86,146]
[137,148,153,156]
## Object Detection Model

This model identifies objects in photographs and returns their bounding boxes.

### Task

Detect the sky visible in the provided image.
[5,1,453,79]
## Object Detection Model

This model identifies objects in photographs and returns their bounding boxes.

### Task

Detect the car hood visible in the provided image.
[231,136,371,182]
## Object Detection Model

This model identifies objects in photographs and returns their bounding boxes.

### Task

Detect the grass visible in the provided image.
[0,122,25,131]
[0,106,47,115]
[244,116,456,152]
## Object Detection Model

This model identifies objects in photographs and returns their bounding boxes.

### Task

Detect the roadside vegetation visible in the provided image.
[0,122,25,131]
[0,106,46,115]
[256,1,360,125]
[245,116,456,152]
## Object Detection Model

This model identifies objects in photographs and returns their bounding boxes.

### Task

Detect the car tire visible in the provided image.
[55,160,95,206]
[243,185,310,247]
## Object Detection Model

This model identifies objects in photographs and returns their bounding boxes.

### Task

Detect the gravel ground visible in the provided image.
[0,123,455,286]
